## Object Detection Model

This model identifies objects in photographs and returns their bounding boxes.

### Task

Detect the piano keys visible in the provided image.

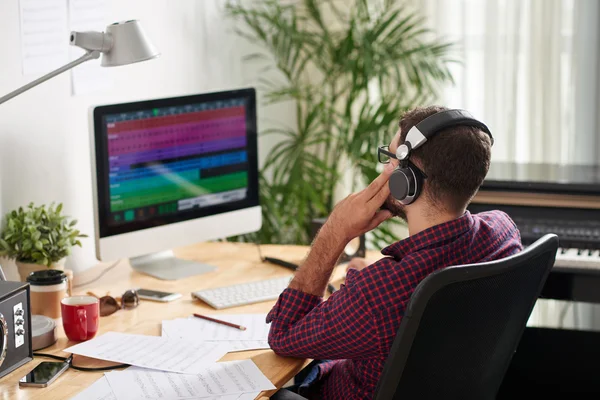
[554,247,600,269]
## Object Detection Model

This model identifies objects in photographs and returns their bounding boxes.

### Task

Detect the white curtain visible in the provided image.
[419,0,600,329]
[420,0,600,165]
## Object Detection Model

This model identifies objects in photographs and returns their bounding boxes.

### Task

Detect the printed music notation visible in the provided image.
[19,0,69,75]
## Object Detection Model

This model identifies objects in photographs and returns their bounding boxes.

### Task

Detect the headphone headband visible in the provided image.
[390,108,493,206]
[396,109,493,161]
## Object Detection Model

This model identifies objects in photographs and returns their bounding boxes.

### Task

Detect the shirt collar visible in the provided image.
[382,211,475,259]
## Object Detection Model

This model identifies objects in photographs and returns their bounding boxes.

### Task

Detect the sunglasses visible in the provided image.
[87,289,139,317]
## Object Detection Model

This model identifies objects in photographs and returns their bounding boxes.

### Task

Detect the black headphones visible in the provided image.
[389,109,493,205]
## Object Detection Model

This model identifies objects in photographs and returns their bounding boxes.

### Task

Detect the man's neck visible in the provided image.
[406,208,465,236]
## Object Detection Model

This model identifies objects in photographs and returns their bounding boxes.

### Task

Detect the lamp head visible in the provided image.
[69,20,160,67]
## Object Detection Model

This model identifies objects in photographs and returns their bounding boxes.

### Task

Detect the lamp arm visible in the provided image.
[0,50,100,105]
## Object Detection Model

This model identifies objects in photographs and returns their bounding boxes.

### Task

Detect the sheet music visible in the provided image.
[218,340,270,352]
[69,376,115,400]
[19,0,69,76]
[64,332,229,374]
[162,314,270,342]
[69,375,261,400]
[161,319,270,351]
[68,0,112,94]
[105,361,274,400]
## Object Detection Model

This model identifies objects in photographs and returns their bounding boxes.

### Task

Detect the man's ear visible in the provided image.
[390,128,403,150]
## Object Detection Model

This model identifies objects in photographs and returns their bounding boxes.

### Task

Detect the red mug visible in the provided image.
[61,295,100,341]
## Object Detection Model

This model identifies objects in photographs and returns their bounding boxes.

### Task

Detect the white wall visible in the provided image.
[0,0,293,279]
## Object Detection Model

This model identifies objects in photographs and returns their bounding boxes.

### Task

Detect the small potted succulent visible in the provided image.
[0,202,86,281]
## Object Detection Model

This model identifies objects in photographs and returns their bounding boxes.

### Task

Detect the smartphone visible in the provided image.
[19,361,69,388]
[136,288,182,302]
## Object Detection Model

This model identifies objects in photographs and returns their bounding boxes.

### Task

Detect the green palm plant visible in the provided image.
[225,0,456,247]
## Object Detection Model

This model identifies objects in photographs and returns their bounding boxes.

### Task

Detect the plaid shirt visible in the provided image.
[266,210,523,399]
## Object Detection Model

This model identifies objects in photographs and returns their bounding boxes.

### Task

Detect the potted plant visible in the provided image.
[225,0,455,247]
[0,202,86,281]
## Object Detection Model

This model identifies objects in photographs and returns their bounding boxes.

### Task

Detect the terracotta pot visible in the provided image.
[16,258,66,282]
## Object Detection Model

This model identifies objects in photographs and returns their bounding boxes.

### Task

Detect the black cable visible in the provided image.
[256,242,337,294]
[70,363,129,372]
[256,240,338,294]
[33,352,129,371]
[255,240,265,262]
[73,259,122,288]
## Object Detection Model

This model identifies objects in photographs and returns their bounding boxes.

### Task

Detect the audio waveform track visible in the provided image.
[104,101,249,220]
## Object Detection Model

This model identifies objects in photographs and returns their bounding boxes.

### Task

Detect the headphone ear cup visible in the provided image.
[411,167,423,202]
[389,167,412,201]
[389,165,423,205]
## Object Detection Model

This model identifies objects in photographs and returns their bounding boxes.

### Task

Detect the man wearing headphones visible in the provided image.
[267,106,523,400]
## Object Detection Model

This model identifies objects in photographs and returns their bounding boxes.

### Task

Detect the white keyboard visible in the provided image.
[192,276,292,309]
[554,247,600,270]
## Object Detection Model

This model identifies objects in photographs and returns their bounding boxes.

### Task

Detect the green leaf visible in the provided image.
[222,0,452,246]
[0,202,86,263]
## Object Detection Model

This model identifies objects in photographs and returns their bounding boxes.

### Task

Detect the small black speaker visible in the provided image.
[310,218,366,263]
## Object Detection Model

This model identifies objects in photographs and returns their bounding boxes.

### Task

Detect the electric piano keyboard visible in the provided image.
[545,248,600,270]
[469,162,600,273]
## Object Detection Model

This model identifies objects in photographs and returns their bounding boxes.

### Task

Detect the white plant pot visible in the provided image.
[15,258,66,282]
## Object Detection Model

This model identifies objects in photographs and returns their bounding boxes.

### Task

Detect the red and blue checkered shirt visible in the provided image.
[266,210,523,399]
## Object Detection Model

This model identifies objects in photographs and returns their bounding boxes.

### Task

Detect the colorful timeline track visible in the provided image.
[106,106,248,214]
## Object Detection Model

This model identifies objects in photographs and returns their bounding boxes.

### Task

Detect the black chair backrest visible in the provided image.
[373,234,559,400]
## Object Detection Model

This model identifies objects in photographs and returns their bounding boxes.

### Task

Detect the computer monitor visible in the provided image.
[89,88,261,280]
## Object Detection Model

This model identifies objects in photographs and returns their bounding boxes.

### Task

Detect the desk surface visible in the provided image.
[0,242,370,400]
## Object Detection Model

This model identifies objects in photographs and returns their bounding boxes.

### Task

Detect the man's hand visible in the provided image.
[288,163,395,297]
[322,162,395,245]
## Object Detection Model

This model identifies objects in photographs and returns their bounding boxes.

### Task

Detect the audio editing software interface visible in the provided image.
[102,99,249,226]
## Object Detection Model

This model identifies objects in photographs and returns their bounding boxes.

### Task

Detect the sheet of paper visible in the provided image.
[19,0,69,76]
[64,332,229,374]
[162,314,270,342]
[224,340,270,352]
[69,376,115,400]
[105,360,275,400]
[68,0,112,94]
[161,321,269,352]
[236,393,261,400]
[68,375,261,400]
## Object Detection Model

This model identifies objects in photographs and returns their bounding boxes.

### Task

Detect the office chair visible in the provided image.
[272,234,558,400]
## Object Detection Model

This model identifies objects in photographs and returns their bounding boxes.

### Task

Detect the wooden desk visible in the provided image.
[0,242,355,400]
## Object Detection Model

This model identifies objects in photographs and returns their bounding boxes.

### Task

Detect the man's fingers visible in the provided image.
[367,209,393,231]
[368,180,391,209]
[362,163,395,200]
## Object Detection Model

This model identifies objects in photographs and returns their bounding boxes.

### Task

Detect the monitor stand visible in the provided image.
[129,250,217,280]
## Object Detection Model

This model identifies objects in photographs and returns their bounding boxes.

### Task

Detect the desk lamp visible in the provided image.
[0,20,160,105]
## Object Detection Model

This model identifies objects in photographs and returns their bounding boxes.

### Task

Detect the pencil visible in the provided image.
[193,313,247,330]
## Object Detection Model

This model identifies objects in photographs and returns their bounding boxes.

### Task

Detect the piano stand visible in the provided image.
[499,327,600,398]
[541,267,600,303]
[496,268,600,397]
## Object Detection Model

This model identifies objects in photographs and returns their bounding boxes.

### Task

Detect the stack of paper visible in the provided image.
[161,314,271,352]
[71,364,266,400]
[65,331,276,400]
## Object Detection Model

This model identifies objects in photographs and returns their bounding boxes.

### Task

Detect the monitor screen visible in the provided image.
[92,88,259,238]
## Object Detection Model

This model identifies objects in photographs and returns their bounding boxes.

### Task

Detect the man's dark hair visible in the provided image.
[398,105,492,213]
